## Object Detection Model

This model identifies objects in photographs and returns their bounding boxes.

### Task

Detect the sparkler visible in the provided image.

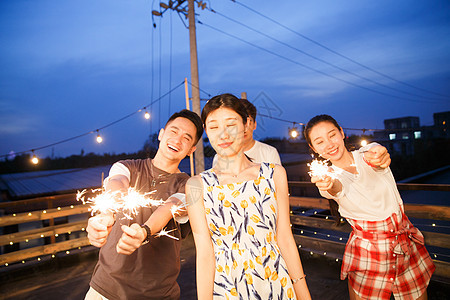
[77,187,184,240]
[155,227,179,240]
[77,187,160,219]
[170,202,187,219]
[77,189,121,215]
[307,159,340,179]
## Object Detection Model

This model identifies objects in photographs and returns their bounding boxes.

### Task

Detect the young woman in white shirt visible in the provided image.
[304,114,435,300]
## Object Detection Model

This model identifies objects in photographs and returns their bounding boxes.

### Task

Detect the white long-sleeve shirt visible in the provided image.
[320,143,402,221]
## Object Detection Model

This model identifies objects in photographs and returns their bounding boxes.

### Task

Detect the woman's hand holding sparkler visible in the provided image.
[116,223,148,255]
[363,145,391,169]
[311,174,342,196]
[87,212,115,248]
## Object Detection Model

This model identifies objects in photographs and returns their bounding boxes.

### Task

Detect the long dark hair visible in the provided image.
[201,93,248,125]
[304,114,344,225]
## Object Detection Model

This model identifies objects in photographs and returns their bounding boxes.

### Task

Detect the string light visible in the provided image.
[31,150,39,165]
[96,130,103,144]
[144,110,151,120]
[289,123,300,139]
[360,139,368,147]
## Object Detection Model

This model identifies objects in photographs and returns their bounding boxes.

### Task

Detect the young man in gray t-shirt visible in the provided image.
[85,110,203,300]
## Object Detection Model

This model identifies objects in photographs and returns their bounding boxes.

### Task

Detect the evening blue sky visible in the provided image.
[1,0,449,160]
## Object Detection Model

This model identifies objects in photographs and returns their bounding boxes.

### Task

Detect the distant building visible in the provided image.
[374,111,450,156]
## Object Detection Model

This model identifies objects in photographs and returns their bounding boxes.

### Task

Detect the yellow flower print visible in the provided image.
[264,266,271,279]
[269,163,275,169]
[219,227,227,235]
[254,178,260,185]
[262,246,267,257]
[255,256,262,265]
[245,273,253,285]
[232,243,239,250]
[217,185,224,189]
[207,186,213,192]
[209,223,217,232]
[243,260,249,270]
[270,250,276,260]
[217,239,223,246]
[223,200,232,207]
[287,288,294,299]
[227,226,234,235]
[249,260,255,269]
[205,207,211,214]
[217,265,223,272]
[226,294,229,300]
[233,260,238,269]
[231,190,240,198]
[280,277,287,287]
[274,192,277,200]
[247,226,255,235]
[271,270,278,281]
[250,214,261,223]
[218,192,225,201]
[240,200,248,209]
[227,183,234,190]
[225,265,230,275]
[264,187,271,195]
[230,288,238,296]
[266,232,272,243]
[270,204,276,213]
[249,195,256,204]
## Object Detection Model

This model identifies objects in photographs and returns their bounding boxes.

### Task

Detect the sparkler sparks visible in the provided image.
[77,188,184,240]
[170,202,187,219]
[155,227,179,240]
[307,159,340,179]
[77,188,160,219]
[120,188,160,220]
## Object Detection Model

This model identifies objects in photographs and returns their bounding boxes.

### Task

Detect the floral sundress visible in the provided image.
[200,163,296,299]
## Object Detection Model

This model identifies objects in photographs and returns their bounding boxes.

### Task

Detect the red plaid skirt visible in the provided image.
[341,211,435,300]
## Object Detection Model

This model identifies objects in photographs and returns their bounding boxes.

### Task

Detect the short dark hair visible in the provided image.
[201,93,248,125]
[239,98,257,121]
[165,109,203,144]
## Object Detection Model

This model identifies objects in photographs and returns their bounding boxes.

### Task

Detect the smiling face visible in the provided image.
[157,117,197,162]
[308,121,347,163]
[205,107,246,158]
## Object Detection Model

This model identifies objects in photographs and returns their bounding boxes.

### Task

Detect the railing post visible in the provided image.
[47,199,55,244]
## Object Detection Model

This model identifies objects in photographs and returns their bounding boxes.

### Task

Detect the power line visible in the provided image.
[206,7,447,104]
[230,0,450,100]
[0,81,185,159]
[197,20,446,105]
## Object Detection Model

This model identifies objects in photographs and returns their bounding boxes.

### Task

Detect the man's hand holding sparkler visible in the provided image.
[87,212,115,247]
[363,145,391,169]
[116,223,148,255]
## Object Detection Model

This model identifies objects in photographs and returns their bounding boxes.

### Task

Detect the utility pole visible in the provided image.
[152,0,206,173]
[187,0,204,173]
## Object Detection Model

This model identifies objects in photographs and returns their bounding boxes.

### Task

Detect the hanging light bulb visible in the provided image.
[360,139,368,147]
[288,123,300,139]
[144,111,150,120]
[31,150,39,165]
[96,130,103,144]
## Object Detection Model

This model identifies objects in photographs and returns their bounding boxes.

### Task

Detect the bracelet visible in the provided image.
[140,224,152,245]
[291,274,306,284]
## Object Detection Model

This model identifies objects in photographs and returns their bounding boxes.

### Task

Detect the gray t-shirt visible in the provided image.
[90,158,189,300]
